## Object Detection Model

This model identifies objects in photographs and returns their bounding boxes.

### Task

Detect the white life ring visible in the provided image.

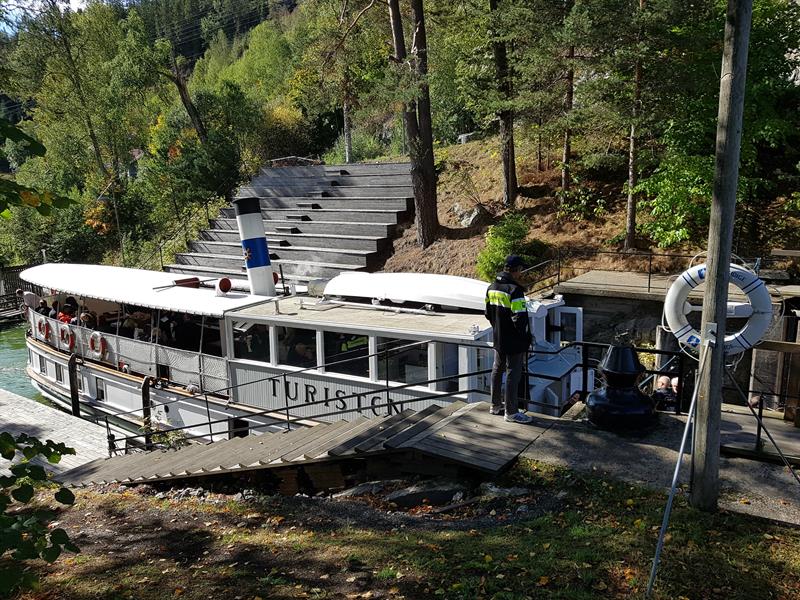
[664,263,773,355]
[37,317,52,343]
[89,331,108,360]
[58,324,75,352]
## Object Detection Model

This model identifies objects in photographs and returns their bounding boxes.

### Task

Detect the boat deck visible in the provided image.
[0,388,108,474]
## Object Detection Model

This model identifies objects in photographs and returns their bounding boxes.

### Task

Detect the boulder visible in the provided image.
[478,482,530,498]
[384,480,467,508]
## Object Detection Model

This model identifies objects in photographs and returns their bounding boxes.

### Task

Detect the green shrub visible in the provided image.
[556,184,608,221]
[323,128,385,164]
[476,213,546,281]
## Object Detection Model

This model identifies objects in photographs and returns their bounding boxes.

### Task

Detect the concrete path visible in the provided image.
[522,408,800,525]
[0,387,108,475]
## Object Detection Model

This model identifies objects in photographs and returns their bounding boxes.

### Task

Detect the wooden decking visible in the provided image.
[721,406,800,464]
[0,388,109,475]
[59,402,544,488]
[554,270,754,302]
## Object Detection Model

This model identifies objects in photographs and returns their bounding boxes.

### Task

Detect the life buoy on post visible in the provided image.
[37,317,52,343]
[58,324,75,351]
[664,263,773,355]
[89,331,108,360]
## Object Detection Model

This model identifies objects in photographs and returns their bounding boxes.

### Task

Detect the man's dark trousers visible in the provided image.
[491,350,524,415]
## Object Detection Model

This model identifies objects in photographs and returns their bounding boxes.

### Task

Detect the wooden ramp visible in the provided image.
[58,402,543,488]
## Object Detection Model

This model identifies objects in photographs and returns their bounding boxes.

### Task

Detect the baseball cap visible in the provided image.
[504,255,526,270]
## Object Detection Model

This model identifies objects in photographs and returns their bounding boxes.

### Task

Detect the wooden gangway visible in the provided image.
[58,402,546,488]
[0,294,23,326]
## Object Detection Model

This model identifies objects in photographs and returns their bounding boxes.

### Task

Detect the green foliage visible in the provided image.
[476,213,546,281]
[322,128,385,164]
[0,432,78,597]
[635,152,714,247]
[557,177,608,222]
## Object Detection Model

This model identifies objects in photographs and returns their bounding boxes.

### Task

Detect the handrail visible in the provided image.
[108,338,433,420]
[106,338,690,451]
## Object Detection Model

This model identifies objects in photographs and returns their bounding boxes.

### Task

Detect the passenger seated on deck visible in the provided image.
[288,342,316,368]
[57,304,74,324]
[79,312,96,329]
[652,375,676,411]
[174,314,201,351]
[36,299,49,315]
[48,300,60,319]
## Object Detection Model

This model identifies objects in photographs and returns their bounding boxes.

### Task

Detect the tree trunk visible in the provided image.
[624,0,645,251]
[170,55,208,145]
[409,0,439,247]
[537,115,543,172]
[51,4,108,178]
[624,61,641,250]
[343,100,352,164]
[388,0,438,248]
[561,45,574,193]
[489,0,517,207]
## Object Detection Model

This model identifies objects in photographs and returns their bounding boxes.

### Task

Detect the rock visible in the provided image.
[383,480,468,508]
[517,505,529,514]
[479,482,530,498]
[333,481,387,498]
[457,132,477,144]
[154,492,168,500]
[449,201,488,228]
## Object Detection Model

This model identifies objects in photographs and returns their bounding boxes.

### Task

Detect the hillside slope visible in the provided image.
[381,138,695,280]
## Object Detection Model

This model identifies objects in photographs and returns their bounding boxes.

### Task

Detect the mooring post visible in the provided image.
[67,353,81,417]
[141,377,153,449]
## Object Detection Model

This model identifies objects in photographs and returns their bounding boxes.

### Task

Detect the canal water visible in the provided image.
[0,323,46,402]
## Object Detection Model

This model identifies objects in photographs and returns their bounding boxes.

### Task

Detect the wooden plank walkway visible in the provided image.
[59,402,544,488]
[720,407,800,463]
[0,388,108,475]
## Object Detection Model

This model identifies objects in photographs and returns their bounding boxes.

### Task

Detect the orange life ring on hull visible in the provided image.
[37,318,52,342]
[58,324,75,351]
[89,331,108,360]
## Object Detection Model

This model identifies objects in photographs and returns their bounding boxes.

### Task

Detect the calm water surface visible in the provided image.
[0,323,46,402]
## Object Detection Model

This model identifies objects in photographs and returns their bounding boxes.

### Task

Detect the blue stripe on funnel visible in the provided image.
[241,237,270,269]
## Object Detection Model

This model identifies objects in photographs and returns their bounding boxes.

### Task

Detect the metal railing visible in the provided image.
[523,248,786,296]
[102,338,689,456]
[28,312,227,393]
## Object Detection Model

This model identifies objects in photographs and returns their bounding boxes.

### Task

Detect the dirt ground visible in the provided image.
[380,139,703,279]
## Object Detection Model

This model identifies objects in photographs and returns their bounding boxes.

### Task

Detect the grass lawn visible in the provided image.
[12,459,800,599]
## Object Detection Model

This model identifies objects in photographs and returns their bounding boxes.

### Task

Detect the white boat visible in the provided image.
[20,203,590,451]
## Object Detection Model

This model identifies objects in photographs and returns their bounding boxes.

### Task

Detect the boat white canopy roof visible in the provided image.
[323,272,489,311]
[21,263,267,318]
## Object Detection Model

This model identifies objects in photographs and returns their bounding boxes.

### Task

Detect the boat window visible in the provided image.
[38,355,46,375]
[233,323,270,363]
[324,332,369,377]
[96,377,106,401]
[437,343,460,392]
[277,326,317,368]
[476,347,492,393]
[376,338,428,385]
[55,363,64,384]
[77,374,83,392]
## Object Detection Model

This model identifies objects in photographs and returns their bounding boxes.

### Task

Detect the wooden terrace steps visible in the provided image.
[166,162,413,283]
[58,402,543,488]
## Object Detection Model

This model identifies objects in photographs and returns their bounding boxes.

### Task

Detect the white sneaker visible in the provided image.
[504,412,533,424]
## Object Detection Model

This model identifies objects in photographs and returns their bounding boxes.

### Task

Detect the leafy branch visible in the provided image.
[0,431,78,597]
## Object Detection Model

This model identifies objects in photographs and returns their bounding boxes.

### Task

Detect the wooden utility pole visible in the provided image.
[691,0,752,512]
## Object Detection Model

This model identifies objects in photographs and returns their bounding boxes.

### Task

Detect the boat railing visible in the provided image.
[104,338,688,455]
[27,312,227,394]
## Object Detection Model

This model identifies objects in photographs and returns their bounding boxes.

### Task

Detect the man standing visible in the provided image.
[485,255,533,424]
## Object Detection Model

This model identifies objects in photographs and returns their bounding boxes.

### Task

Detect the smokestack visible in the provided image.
[232,197,276,296]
